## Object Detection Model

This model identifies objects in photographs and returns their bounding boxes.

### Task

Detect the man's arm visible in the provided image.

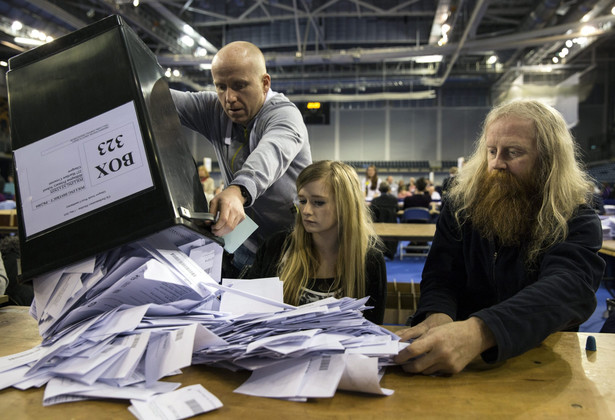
[229,100,310,207]
[410,203,467,325]
[169,90,220,137]
[392,203,494,374]
[472,207,604,362]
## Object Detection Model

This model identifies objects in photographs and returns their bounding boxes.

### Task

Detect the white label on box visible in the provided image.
[14,101,153,237]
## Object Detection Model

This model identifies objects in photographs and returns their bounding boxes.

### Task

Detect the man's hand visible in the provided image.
[208,185,246,237]
[394,315,495,375]
[396,313,454,342]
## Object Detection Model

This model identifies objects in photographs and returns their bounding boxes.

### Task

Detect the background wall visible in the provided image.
[186,102,491,187]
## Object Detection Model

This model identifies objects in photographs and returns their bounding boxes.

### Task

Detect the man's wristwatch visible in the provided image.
[230,184,252,207]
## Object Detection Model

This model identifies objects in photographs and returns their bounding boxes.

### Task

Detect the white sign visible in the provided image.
[14,101,154,237]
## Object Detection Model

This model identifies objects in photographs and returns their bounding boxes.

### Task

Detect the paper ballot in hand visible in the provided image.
[221,215,258,253]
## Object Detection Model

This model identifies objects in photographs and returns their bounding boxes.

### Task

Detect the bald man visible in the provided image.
[171,41,311,273]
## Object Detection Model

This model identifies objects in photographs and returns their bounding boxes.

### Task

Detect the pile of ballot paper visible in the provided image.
[0,226,402,417]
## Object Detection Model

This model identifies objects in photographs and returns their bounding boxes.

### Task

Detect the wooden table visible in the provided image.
[373,222,436,242]
[601,240,615,258]
[0,209,17,234]
[0,306,613,419]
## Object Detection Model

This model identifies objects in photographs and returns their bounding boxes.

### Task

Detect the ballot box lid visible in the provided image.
[7,15,221,282]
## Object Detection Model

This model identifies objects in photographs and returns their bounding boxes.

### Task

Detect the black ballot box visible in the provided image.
[7,15,220,282]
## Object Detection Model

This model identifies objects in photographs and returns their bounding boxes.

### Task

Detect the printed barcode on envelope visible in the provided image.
[319,355,331,371]
[186,398,204,414]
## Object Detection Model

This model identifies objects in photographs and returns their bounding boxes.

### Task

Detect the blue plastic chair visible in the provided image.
[399,207,431,259]
[401,207,431,223]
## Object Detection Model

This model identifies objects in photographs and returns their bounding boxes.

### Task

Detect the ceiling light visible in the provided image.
[0,61,7,67]
[612,6,615,15]
[172,69,180,77]
[179,35,194,47]
[183,24,195,36]
[165,68,172,77]
[565,40,573,48]
[199,63,212,70]
[552,56,559,63]
[581,13,591,22]
[414,55,443,63]
[194,47,207,57]
[14,37,44,46]
[133,0,139,6]
[441,23,450,35]
[11,21,22,31]
[486,55,497,65]
[580,25,597,36]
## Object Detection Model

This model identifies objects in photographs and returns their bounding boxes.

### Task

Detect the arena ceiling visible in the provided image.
[1,0,615,102]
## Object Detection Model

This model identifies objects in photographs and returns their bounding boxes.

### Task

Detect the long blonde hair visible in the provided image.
[278,160,381,304]
[449,99,593,263]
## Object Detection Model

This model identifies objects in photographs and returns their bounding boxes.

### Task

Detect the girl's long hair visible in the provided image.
[278,160,381,304]
[367,165,378,191]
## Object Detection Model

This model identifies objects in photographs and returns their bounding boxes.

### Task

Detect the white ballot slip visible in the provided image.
[129,384,222,420]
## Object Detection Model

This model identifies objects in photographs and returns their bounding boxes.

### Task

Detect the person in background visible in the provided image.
[362,165,380,201]
[601,182,612,200]
[0,236,32,306]
[0,174,15,209]
[386,175,398,196]
[3,174,15,200]
[441,166,458,195]
[198,165,215,202]
[214,180,225,196]
[408,177,417,195]
[245,160,387,324]
[371,182,399,218]
[394,99,604,375]
[171,41,311,273]
[426,180,441,201]
[370,181,399,260]
[402,177,431,209]
[0,175,5,201]
[591,182,606,215]
[0,250,6,296]
[397,179,411,199]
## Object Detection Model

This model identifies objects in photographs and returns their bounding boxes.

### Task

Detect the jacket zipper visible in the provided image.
[492,250,498,282]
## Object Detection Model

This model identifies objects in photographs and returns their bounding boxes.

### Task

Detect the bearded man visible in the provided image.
[394,99,604,375]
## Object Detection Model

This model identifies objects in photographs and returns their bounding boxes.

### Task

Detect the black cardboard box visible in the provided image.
[7,15,219,281]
